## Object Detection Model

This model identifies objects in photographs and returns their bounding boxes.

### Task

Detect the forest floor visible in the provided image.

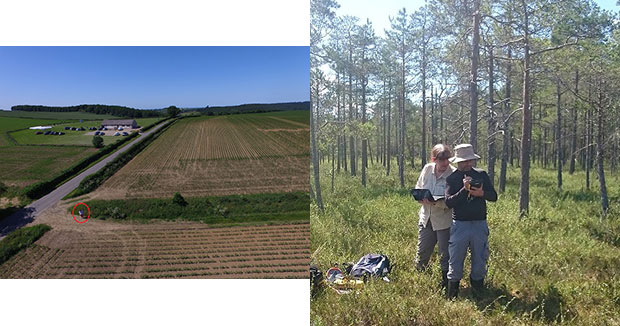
[311,162,619,326]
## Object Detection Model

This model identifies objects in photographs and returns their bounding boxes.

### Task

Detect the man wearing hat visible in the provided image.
[444,144,497,299]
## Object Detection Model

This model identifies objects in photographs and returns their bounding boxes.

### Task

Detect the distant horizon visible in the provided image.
[0,47,310,111]
[0,100,310,111]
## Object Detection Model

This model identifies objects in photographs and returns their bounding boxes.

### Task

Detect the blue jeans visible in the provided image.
[447,220,489,281]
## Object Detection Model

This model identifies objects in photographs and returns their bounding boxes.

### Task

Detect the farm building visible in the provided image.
[101,119,138,129]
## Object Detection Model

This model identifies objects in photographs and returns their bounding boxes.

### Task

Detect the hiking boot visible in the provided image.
[447,280,460,299]
[440,270,448,289]
[470,277,485,298]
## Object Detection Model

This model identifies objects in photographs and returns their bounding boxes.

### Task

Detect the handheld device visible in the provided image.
[410,188,444,202]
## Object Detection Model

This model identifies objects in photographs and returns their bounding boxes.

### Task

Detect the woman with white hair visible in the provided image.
[414,144,456,289]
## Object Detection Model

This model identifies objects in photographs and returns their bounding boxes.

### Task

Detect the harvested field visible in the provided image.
[94,113,309,199]
[0,222,309,278]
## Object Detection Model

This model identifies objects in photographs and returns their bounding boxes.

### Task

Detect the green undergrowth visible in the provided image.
[311,162,619,326]
[0,224,51,265]
[75,192,310,225]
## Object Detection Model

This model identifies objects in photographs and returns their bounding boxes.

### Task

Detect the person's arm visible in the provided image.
[415,165,426,189]
[445,176,468,208]
[482,171,498,202]
[416,165,433,205]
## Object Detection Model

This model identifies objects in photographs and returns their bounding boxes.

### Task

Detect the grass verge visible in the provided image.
[0,224,51,265]
[73,192,309,225]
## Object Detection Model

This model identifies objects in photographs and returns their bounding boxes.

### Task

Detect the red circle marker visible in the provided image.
[72,203,91,224]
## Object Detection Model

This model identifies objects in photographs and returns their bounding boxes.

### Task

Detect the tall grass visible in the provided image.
[76,192,309,225]
[0,224,51,265]
[311,162,619,325]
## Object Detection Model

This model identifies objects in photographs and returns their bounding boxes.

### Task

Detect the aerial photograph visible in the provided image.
[0,46,310,279]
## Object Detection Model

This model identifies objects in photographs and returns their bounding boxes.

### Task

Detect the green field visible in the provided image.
[0,110,120,120]
[258,110,309,125]
[0,117,71,146]
[311,164,619,326]
[9,117,162,146]
[0,146,98,187]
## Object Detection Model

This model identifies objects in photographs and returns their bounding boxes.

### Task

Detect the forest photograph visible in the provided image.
[310,0,619,325]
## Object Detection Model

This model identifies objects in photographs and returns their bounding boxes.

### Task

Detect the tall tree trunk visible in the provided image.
[422,82,427,166]
[409,134,416,168]
[581,103,586,171]
[349,71,356,176]
[362,73,368,187]
[399,55,406,187]
[331,144,335,193]
[337,70,342,173]
[556,80,563,191]
[487,45,496,186]
[519,0,531,217]
[343,71,348,173]
[369,140,374,165]
[596,79,609,216]
[469,0,481,151]
[499,47,511,193]
[510,132,515,167]
[569,70,578,174]
[586,82,592,189]
[387,80,392,176]
[431,86,437,145]
[439,87,444,143]
[311,78,323,211]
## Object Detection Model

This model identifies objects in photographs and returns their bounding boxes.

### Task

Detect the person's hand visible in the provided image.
[419,198,433,206]
[463,176,472,190]
[469,184,484,197]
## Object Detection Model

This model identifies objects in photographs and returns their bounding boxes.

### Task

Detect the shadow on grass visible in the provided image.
[470,283,573,323]
[562,189,619,203]
[585,220,620,247]
[530,178,555,188]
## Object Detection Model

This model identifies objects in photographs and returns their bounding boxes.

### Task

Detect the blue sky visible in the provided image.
[0,46,309,110]
[337,0,619,37]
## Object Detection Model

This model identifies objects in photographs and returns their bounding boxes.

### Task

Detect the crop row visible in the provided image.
[102,155,308,198]
[56,245,309,259]
[113,227,310,239]
[60,247,308,261]
[49,258,308,272]
[58,253,309,266]
[56,235,309,248]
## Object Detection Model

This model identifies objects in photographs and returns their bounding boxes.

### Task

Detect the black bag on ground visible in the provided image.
[310,265,324,293]
[350,253,392,279]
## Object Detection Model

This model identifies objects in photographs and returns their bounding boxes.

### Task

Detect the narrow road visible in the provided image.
[0,120,170,238]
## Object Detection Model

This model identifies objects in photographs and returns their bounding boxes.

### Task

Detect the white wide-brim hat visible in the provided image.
[449,144,481,163]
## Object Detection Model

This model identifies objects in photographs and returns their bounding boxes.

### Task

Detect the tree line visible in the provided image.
[12,104,162,118]
[310,0,619,217]
[189,101,310,115]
